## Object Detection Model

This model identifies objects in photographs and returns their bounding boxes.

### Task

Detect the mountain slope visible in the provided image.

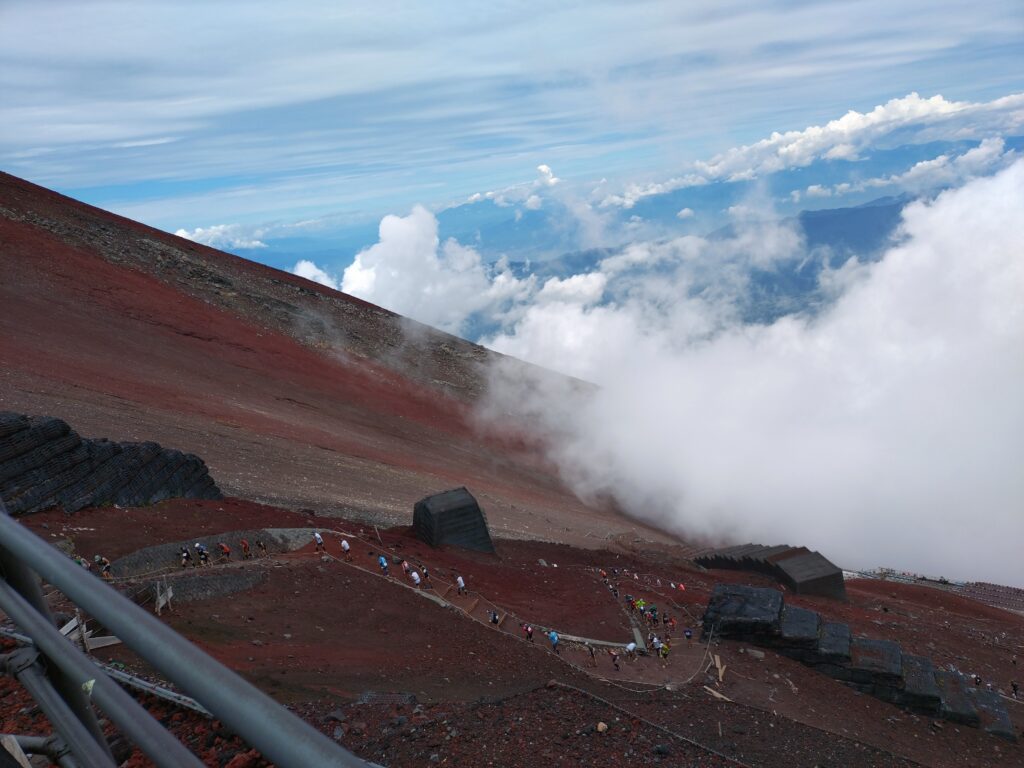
[0,172,674,546]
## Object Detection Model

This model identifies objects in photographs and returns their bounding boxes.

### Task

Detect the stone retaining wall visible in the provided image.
[0,412,220,515]
[702,584,1015,741]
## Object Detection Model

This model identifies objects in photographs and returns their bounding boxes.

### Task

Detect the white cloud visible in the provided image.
[676,207,694,219]
[805,184,832,198]
[340,205,532,334]
[599,92,1024,208]
[292,259,340,290]
[537,164,560,186]
[524,194,543,210]
[599,174,706,209]
[536,273,608,306]
[479,161,1024,585]
[825,137,1015,196]
[173,223,267,250]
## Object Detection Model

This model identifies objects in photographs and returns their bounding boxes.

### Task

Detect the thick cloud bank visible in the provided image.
[313,164,1023,583]
[483,163,1024,584]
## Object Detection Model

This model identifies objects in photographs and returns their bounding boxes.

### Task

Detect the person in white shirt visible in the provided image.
[410,570,421,587]
[456,575,466,595]
[625,641,637,661]
[313,532,324,552]
[340,538,351,561]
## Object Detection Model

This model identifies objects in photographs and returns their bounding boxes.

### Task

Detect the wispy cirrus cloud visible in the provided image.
[2,1,1022,232]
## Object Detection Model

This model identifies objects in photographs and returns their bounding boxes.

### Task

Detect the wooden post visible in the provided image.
[0,736,32,768]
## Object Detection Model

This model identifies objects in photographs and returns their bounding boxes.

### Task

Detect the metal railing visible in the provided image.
[0,500,372,767]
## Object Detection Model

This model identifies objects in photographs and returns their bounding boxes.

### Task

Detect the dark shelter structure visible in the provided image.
[695,543,846,600]
[413,487,495,553]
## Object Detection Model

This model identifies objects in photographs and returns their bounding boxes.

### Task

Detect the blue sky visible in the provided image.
[2,0,1022,249]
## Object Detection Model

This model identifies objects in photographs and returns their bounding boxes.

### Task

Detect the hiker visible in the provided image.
[652,636,663,656]
[378,554,389,576]
[668,616,677,636]
[340,538,351,561]
[625,641,637,661]
[608,649,621,671]
[256,539,268,557]
[522,623,534,642]
[1011,681,1019,699]
[660,639,671,662]
[410,570,421,588]
[93,555,112,579]
[314,532,325,553]
[586,643,597,667]
[456,574,467,595]
[179,546,192,569]
[548,630,560,655]
[194,543,210,567]
[216,542,231,562]
[401,559,411,576]
[240,538,252,560]
[490,610,500,626]
[684,627,693,647]
[421,566,431,587]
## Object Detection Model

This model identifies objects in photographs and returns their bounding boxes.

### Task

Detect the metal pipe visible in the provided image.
[1,650,116,768]
[6,734,82,768]
[0,508,370,768]
[0,548,113,761]
[0,733,78,768]
[0,580,204,768]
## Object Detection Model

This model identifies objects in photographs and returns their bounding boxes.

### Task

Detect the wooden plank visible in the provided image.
[703,686,733,702]
[59,616,79,636]
[85,635,122,650]
[0,735,32,768]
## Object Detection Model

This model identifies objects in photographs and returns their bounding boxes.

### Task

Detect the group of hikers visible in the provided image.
[178,537,267,568]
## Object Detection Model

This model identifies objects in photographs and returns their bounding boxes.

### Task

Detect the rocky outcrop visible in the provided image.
[695,543,847,600]
[0,412,220,515]
[702,584,1016,741]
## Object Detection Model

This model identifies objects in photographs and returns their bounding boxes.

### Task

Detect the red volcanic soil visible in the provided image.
[0,171,677,549]
[10,498,1021,767]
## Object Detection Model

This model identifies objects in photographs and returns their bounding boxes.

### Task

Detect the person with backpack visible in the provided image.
[456,574,467,595]
[240,539,252,560]
[313,532,325,553]
[194,543,210,567]
[522,623,534,642]
[548,630,560,655]
[378,554,389,576]
[216,542,231,562]
[179,546,192,569]
[93,555,112,579]
[608,648,621,671]
[340,538,351,561]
